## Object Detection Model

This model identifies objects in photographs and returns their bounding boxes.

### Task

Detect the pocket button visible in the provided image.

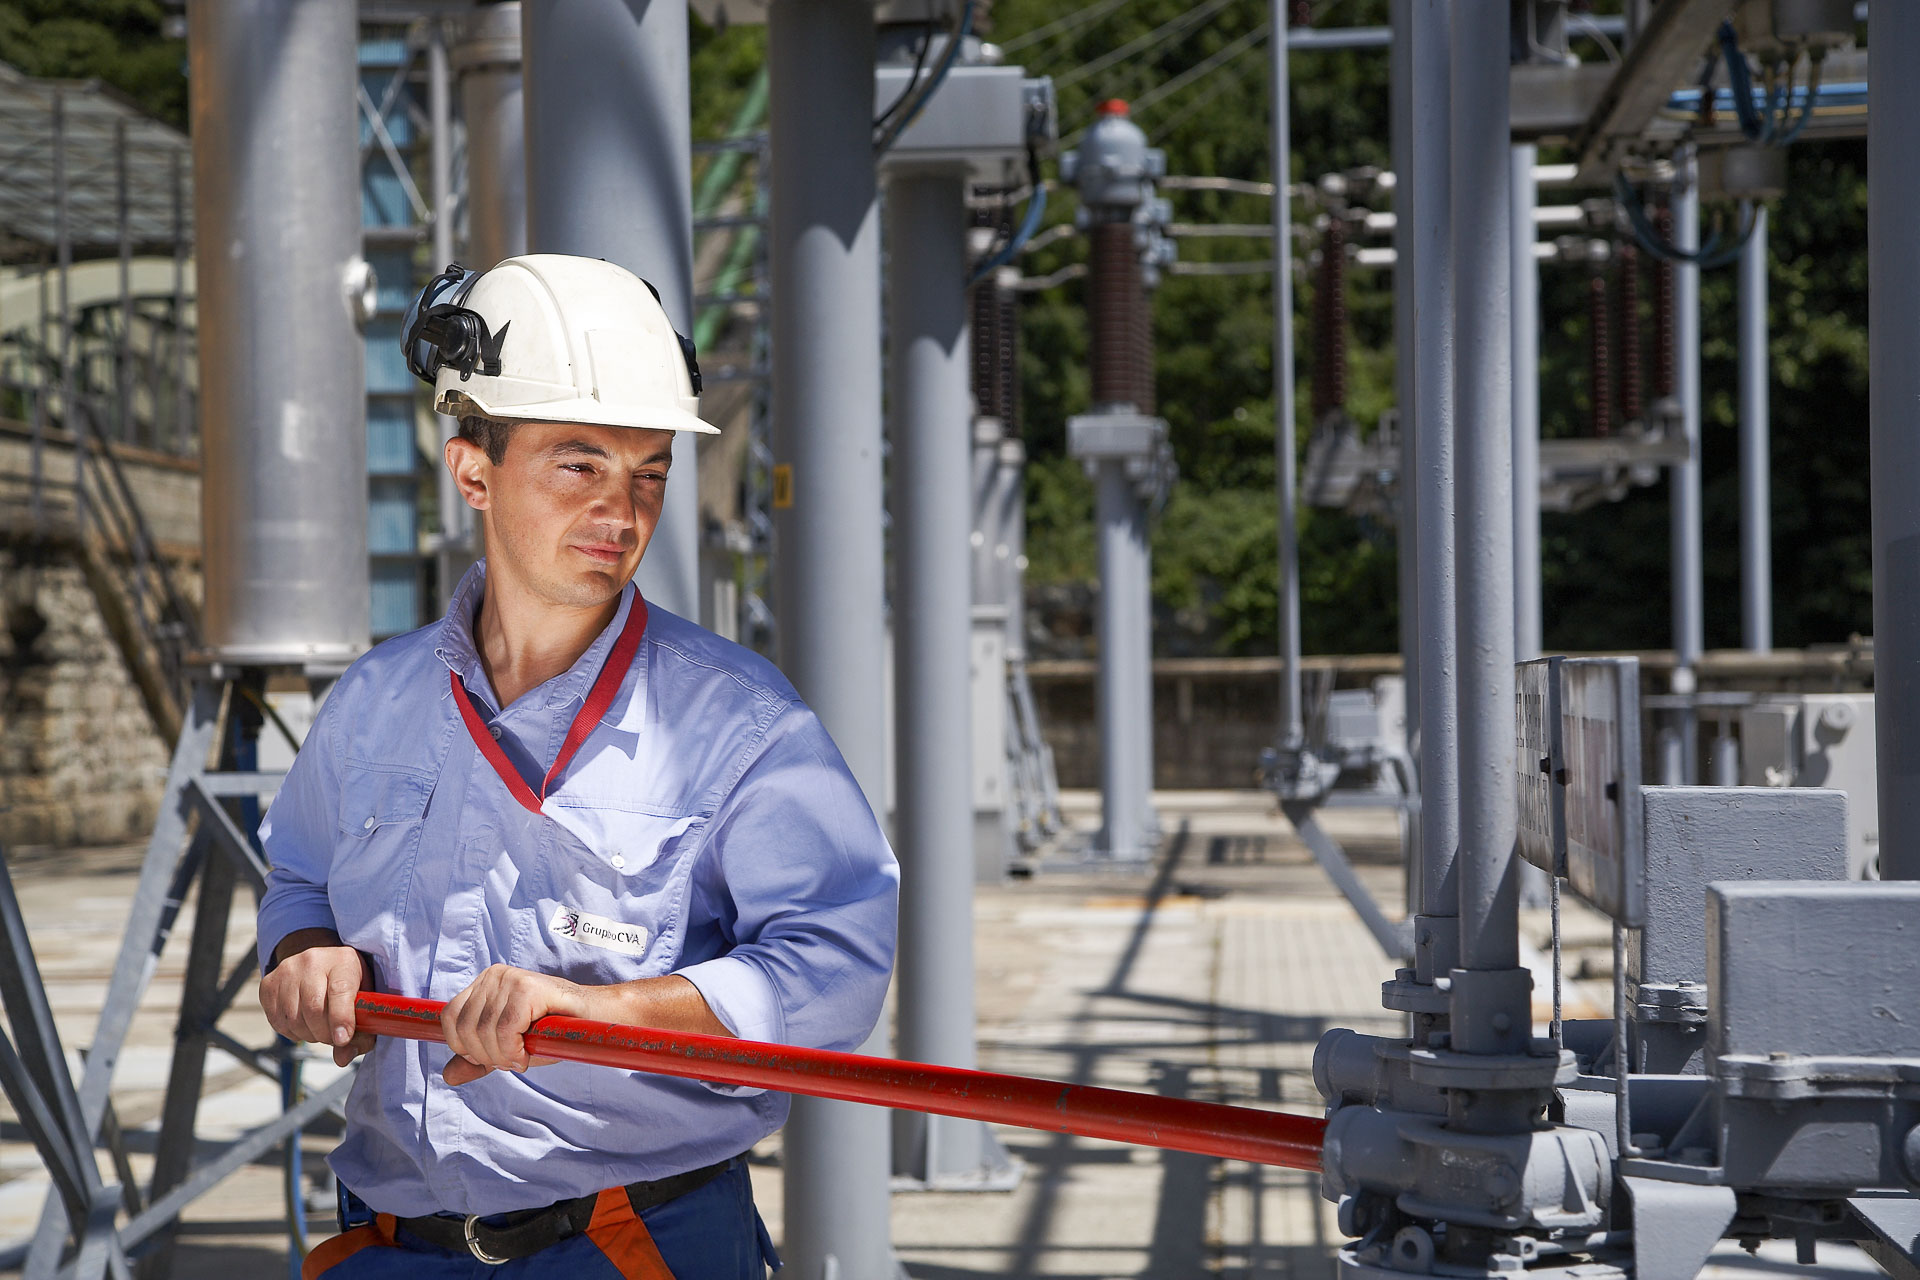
[363,816,376,830]
[610,854,626,870]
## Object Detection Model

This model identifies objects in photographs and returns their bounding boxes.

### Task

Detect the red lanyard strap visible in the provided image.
[451,594,649,815]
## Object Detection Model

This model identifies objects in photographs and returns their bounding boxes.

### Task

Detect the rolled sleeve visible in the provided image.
[684,702,899,1076]
[255,683,347,973]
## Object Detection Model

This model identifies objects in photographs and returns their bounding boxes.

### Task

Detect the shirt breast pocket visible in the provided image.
[525,807,706,984]
[330,766,434,957]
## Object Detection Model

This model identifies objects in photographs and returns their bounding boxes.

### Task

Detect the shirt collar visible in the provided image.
[433,559,640,711]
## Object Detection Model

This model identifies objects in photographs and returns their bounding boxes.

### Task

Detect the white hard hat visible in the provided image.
[402,253,718,435]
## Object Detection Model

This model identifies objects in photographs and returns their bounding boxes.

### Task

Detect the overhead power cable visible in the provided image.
[1054,0,1239,89]
[1146,38,1267,136]
[999,0,1141,55]
[1129,22,1268,116]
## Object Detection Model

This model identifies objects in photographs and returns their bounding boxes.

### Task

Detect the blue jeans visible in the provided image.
[303,1158,779,1279]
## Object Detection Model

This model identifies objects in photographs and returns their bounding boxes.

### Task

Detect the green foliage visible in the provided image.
[0,1,184,126]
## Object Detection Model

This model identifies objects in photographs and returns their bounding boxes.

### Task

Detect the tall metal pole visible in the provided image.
[190,0,368,663]
[456,3,527,268]
[1409,0,1456,946]
[886,166,994,1184]
[1390,0,1420,760]
[1870,6,1920,881]
[1271,0,1303,749]
[426,20,470,612]
[170,150,188,457]
[767,0,897,1271]
[116,117,133,447]
[1510,142,1542,661]
[1670,150,1703,783]
[1449,0,1520,992]
[1739,202,1772,652]
[523,0,701,624]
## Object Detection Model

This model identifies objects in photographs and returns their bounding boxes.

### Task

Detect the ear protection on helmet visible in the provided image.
[403,263,508,384]
[402,261,704,396]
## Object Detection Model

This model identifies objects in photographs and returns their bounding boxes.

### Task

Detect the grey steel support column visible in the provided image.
[524,0,700,623]
[170,151,188,457]
[427,21,470,611]
[1409,0,1457,956]
[456,4,527,267]
[1390,3,1419,760]
[1510,142,1542,661]
[1449,0,1523,1029]
[190,0,367,663]
[1870,6,1920,881]
[767,1,897,1273]
[1272,0,1303,750]
[995,435,1028,657]
[1669,150,1703,784]
[886,167,998,1185]
[1739,203,1772,652]
[1093,457,1153,858]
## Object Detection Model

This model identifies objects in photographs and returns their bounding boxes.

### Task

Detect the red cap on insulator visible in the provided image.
[1097,99,1130,117]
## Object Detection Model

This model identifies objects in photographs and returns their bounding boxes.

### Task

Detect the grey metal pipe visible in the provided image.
[455,3,527,267]
[1095,458,1155,859]
[1739,202,1772,653]
[1449,0,1517,974]
[116,117,133,446]
[1671,150,1703,784]
[1511,142,1542,662]
[1870,4,1920,881]
[1272,0,1303,748]
[1389,0,1420,770]
[190,0,368,664]
[971,417,1002,610]
[767,0,897,1268]
[427,21,468,613]
[523,0,701,624]
[1408,0,1458,938]
[996,436,1028,659]
[886,166,985,1183]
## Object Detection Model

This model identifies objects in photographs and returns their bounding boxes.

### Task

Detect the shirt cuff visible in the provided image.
[676,955,784,1097]
[256,895,340,977]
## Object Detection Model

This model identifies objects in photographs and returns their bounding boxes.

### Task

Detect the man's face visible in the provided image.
[448,421,675,612]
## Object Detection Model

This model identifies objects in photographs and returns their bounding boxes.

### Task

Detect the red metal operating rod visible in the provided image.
[356,993,1325,1172]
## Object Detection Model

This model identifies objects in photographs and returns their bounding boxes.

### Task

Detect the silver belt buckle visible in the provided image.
[463,1215,511,1266]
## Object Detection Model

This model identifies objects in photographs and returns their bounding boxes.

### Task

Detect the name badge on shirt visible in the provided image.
[549,906,650,958]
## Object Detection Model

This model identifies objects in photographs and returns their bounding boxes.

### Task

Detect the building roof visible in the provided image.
[0,62,191,262]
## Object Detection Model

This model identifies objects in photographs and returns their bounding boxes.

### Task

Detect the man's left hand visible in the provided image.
[440,964,585,1085]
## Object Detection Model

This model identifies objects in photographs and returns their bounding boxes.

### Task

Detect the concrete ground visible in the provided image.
[0,791,1891,1279]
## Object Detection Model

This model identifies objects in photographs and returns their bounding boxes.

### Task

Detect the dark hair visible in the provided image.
[457,414,515,466]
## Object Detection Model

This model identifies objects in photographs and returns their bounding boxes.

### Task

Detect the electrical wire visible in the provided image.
[999,0,1141,55]
[1614,172,1755,270]
[874,2,975,157]
[1131,22,1268,117]
[874,29,935,130]
[1054,0,1238,90]
[968,150,1050,288]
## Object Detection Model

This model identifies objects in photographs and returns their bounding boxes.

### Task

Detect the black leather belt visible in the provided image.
[394,1156,734,1265]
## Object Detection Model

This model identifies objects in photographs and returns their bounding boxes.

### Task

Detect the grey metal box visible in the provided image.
[1066,413,1165,460]
[874,65,1050,179]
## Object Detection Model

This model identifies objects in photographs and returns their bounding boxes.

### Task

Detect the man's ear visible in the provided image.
[446,435,492,512]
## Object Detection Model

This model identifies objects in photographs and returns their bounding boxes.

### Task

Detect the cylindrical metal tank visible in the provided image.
[189,0,368,664]
[454,2,527,268]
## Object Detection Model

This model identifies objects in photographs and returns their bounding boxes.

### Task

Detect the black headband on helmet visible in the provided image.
[402,262,704,397]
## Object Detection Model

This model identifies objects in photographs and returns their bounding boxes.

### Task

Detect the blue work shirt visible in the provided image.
[256,562,900,1218]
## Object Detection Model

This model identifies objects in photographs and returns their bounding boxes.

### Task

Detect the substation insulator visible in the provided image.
[1616,241,1644,426]
[1088,219,1145,408]
[971,263,1003,418]
[997,282,1020,431]
[1133,261,1156,414]
[1312,215,1349,422]
[1589,270,1612,439]
[1653,204,1677,401]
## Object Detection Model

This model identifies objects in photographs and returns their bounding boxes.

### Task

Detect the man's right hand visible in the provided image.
[261,929,377,1068]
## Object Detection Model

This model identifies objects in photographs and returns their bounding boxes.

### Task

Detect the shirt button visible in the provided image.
[489,725,502,739]
[363,817,375,830]
[610,854,626,870]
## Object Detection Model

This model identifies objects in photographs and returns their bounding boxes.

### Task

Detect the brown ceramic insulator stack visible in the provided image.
[1653,205,1676,402]
[996,281,1020,430]
[1615,241,1643,426]
[1589,271,1612,438]
[970,269,1002,420]
[1133,266,1155,414]
[1312,216,1348,422]
[1088,219,1144,408]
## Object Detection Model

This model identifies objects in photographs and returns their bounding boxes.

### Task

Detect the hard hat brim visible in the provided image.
[438,387,721,436]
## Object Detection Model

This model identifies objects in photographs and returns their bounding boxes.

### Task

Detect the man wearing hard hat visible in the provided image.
[254,255,899,1278]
